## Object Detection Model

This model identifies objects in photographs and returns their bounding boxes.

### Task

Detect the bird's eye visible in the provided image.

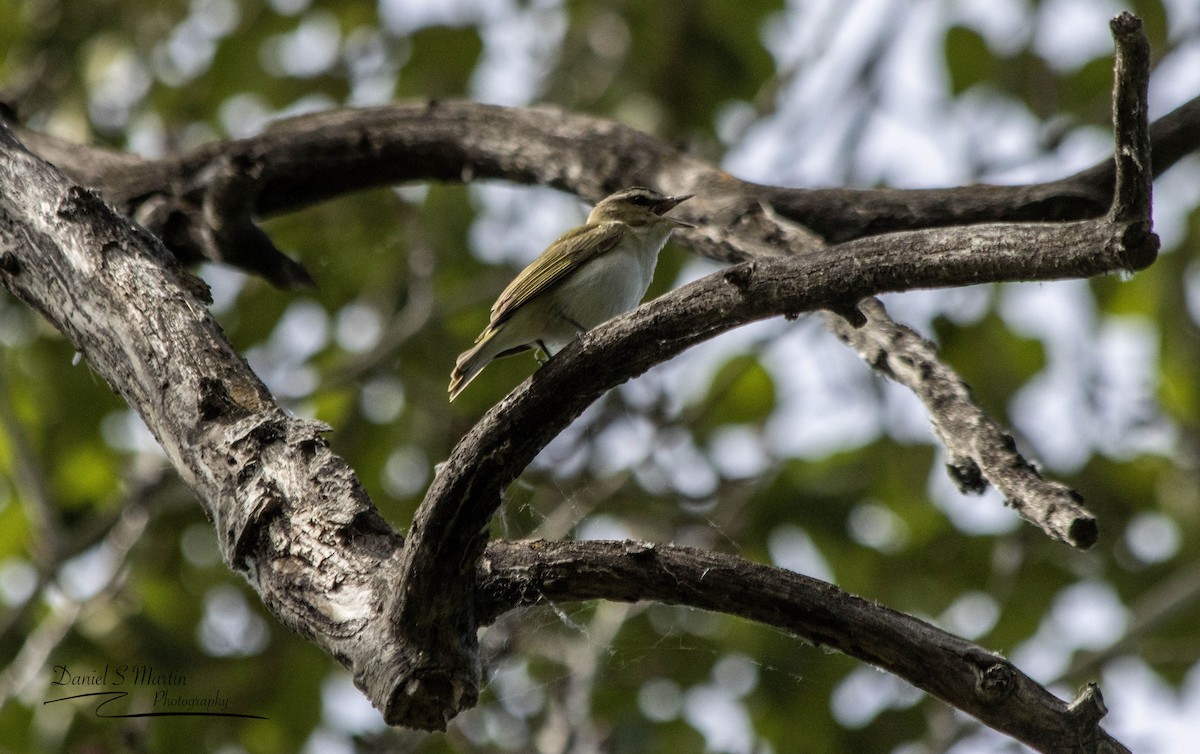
[627,195,653,206]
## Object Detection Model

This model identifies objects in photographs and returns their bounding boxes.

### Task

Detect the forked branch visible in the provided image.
[0,12,1164,752]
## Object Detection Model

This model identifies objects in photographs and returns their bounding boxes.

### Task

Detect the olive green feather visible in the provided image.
[487,222,625,329]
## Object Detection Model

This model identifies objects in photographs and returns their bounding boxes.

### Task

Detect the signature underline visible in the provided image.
[44,691,268,720]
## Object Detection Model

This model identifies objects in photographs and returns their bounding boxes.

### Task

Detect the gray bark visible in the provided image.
[0,12,1166,753]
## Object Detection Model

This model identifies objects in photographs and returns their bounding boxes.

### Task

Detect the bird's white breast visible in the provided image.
[555,223,672,330]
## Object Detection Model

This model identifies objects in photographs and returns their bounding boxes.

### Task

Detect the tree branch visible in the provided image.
[0,13,1167,748]
[394,214,1152,725]
[824,300,1099,548]
[0,114,1146,745]
[395,15,1157,726]
[821,11,1156,548]
[3,14,1181,530]
[477,538,1129,754]
[8,94,1197,261]
[2,11,1183,542]
[0,122,410,729]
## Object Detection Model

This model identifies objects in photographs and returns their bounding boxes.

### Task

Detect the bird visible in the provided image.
[448,186,694,401]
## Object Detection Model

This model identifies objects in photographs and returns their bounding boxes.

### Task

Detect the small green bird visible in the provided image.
[449,187,694,401]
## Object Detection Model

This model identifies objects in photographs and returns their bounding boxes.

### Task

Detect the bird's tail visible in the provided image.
[448,328,501,401]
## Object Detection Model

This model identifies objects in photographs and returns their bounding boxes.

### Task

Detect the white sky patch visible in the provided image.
[274,299,331,358]
[469,183,586,266]
[879,377,936,445]
[377,0,499,35]
[218,92,273,138]
[639,677,684,722]
[831,666,922,728]
[1013,580,1129,681]
[334,300,384,354]
[1000,281,1095,471]
[657,317,783,410]
[767,524,835,583]
[589,415,656,477]
[344,26,398,106]
[534,399,604,477]
[763,325,882,458]
[245,303,325,391]
[284,14,341,76]
[87,47,153,131]
[1009,371,1091,471]
[1124,512,1182,565]
[360,374,406,424]
[939,591,1000,640]
[713,654,760,699]
[321,672,387,734]
[302,729,353,754]
[999,281,1176,470]
[1091,316,1177,460]
[471,0,566,106]
[708,425,771,480]
[683,684,756,754]
[1102,658,1200,754]
[1151,154,1200,250]
[58,544,119,601]
[759,0,837,71]
[858,109,965,187]
[100,410,163,456]
[928,457,1021,536]
[730,0,911,186]
[197,585,270,657]
[847,502,909,554]
[575,513,634,542]
[881,287,994,332]
[858,2,967,187]
[198,262,246,314]
[1009,630,1073,683]
[490,659,546,719]
[1151,36,1200,114]
[1033,0,1125,72]
[1050,580,1129,650]
[949,87,1042,179]
[654,429,719,499]
[950,0,1032,56]
[0,559,38,607]
[381,445,429,498]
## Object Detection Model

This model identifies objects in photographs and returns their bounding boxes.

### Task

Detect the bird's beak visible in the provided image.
[654,194,696,227]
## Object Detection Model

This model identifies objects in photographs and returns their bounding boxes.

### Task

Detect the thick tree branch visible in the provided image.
[3,16,1180,528]
[0,114,1146,747]
[2,10,1183,538]
[8,98,1197,263]
[396,15,1157,725]
[6,102,1158,537]
[0,13,1164,748]
[395,215,1153,725]
[477,538,1128,754]
[0,122,409,730]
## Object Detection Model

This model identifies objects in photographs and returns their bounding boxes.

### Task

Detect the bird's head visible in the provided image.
[587,187,695,228]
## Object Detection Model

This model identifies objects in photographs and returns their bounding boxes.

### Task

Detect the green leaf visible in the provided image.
[700,355,776,429]
[944,25,993,95]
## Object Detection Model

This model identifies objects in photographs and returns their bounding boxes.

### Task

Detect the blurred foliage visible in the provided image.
[2,0,1200,753]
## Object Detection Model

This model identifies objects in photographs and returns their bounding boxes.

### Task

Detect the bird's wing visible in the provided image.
[488,222,624,328]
